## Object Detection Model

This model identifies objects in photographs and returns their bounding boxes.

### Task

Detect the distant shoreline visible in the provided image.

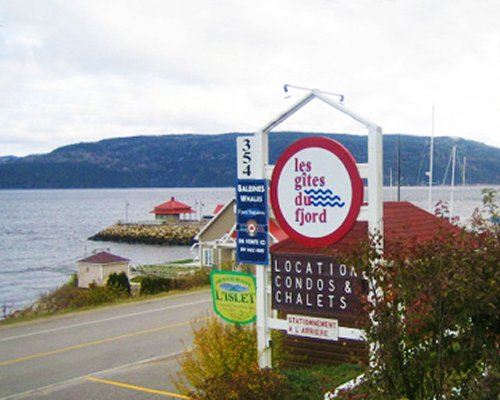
[1,133,499,188]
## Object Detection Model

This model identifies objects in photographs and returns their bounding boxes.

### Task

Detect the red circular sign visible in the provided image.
[270,137,363,248]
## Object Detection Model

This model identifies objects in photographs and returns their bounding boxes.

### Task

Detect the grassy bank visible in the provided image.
[2,266,210,326]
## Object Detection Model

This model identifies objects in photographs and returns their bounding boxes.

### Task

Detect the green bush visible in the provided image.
[86,285,127,306]
[139,268,210,295]
[69,272,78,287]
[175,316,363,399]
[190,366,291,400]
[34,282,127,313]
[175,316,258,396]
[37,283,89,311]
[171,268,210,290]
[106,272,131,296]
[283,364,363,400]
[140,276,172,295]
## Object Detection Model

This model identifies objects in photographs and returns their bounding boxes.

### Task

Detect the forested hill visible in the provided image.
[0,132,499,188]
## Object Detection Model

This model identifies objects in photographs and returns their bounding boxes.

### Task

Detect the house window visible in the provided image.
[203,248,214,267]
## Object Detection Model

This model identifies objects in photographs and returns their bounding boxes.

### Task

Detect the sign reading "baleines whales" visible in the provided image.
[236,179,269,265]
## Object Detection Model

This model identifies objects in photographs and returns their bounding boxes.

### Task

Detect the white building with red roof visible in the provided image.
[150,197,195,223]
[77,251,130,288]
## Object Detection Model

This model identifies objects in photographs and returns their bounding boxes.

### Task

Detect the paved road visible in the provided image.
[0,289,212,399]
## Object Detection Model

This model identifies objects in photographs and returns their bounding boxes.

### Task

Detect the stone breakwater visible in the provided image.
[89,222,202,245]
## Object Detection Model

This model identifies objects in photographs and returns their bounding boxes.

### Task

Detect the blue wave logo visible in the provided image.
[304,188,345,208]
[219,283,249,293]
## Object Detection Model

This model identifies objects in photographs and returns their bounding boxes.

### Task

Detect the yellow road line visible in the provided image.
[0,317,207,367]
[85,376,190,399]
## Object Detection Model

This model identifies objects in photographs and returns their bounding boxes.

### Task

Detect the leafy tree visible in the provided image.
[340,191,499,399]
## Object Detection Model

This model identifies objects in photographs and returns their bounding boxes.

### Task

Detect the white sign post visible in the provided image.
[247,88,383,370]
[239,133,272,368]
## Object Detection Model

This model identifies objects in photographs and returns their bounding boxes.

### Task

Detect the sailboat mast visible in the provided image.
[428,105,435,212]
[450,145,457,222]
[397,134,401,201]
[462,156,467,186]
[389,167,393,201]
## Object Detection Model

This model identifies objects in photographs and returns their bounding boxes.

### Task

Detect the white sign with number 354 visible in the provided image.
[237,136,262,179]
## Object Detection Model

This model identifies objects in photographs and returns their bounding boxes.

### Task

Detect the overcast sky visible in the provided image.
[1,0,499,156]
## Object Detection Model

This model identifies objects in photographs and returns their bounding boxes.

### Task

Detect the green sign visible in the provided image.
[210,270,256,324]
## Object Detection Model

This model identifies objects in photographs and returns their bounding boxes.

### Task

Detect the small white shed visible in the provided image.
[77,251,130,288]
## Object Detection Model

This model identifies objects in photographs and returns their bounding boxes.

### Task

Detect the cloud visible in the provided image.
[0,0,499,156]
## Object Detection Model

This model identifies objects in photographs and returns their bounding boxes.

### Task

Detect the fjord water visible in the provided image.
[0,188,233,315]
[0,186,495,315]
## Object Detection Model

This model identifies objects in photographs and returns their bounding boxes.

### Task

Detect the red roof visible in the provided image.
[213,204,225,215]
[269,218,288,242]
[78,251,130,264]
[150,197,194,215]
[271,201,462,256]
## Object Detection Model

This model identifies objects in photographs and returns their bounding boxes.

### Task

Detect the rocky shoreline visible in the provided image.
[89,222,203,245]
